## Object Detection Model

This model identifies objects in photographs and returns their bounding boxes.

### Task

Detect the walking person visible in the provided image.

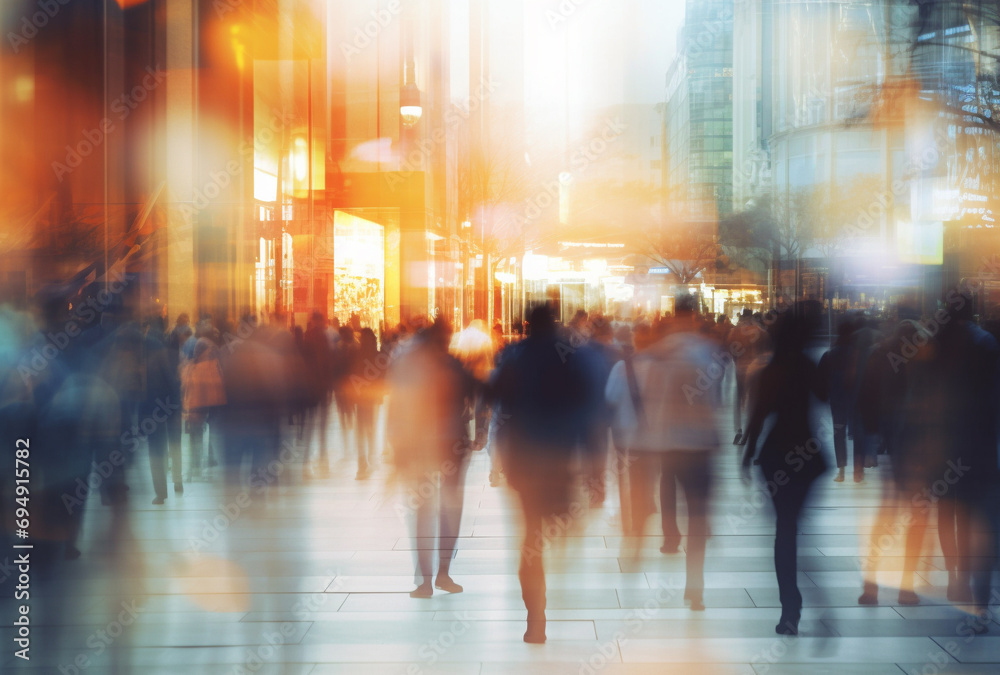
[857,317,945,607]
[484,323,511,486]
[742,307,828,635]
[143,316,178,504]
[332,325,358,456]
[387,318,474,599]
[181,334,226,481]
[731,309,757,444]
[165,315,192,493]
[492,304,589,643]
[301,312,334,478]
[352,327,383,479]
[606,296,721,610]
[577,316,620,508]
[934,294,998,623]
[818,319,861,482]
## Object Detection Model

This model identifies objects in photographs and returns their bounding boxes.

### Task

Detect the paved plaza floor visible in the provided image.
[3,402,999,675]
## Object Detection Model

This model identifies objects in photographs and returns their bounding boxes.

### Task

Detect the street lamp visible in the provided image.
[401,16,421,128]
[400,81,422,127]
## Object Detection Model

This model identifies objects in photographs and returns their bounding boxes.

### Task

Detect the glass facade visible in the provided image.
[663,0,734,220]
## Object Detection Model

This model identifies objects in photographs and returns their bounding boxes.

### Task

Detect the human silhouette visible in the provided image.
[387,318,474,599]
[606,296,721,609]
[856,317,940,607]
[492,304,589,643]
[934,293,998,621]
[819,318,861,482]
[742,307,828,635]
[352,327,383,479]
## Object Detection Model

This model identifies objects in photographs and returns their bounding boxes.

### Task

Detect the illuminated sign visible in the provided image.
[558,242,626,249]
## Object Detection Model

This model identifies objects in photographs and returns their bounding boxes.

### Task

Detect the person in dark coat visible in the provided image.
[934,294,998,621]
[576,316,620,508]
[492,304,589,643]
[742,307,828,635]
[301,312,334,477]
[352,327,384,479]
[165,316,192,492]
[143,316,180,504]
[332,325,358,457]
[818,318,860,482]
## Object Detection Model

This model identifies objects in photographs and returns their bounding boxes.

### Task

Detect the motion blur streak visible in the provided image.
[1,1,999,673]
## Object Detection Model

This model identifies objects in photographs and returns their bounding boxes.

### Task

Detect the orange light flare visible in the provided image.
[230,24,247,72]
[115,0,152,8]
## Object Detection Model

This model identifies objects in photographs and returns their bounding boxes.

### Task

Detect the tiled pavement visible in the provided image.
[2,399,999,674]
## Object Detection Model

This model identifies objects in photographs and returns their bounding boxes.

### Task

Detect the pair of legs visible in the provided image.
[733,365,748,435]
[583,425,610,507]
[147,415,171,503]
[518,496,548,643]
[626,451,689,544]
[859,476,930,606]
[473,393,490,451]
[832,405,865,480]
[939,495,972,602]
[302,399,331,476]
[355,402,377,476]
[485,403,504,484]
[770,478,813,632]
[334,390,355,451]
[188,407,225,479]
[941,486,997,616]
[511,458,573,643]
[661,452,710,606]
[628,451,711,606]
[411,450,471,595]
[148,402,185,502]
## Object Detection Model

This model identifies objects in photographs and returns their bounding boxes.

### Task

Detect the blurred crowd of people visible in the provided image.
[1,286,998,645]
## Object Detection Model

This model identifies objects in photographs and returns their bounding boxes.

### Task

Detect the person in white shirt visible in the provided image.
[606,295,722,611]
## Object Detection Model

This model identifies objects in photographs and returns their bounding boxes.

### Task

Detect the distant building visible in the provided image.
[661,0,734,222]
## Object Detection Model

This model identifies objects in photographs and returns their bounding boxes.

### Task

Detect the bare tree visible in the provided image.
[559,178,722,284]
[862,1,1000,132]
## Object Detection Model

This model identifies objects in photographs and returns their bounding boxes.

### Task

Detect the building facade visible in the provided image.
[1,0,472,333]
[662,0,734,223]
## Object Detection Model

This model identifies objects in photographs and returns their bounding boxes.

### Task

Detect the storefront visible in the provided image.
[332,211,386,330]
[522,252,633,322]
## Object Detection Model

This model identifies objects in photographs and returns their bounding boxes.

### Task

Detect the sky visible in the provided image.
[522,0,686,109]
